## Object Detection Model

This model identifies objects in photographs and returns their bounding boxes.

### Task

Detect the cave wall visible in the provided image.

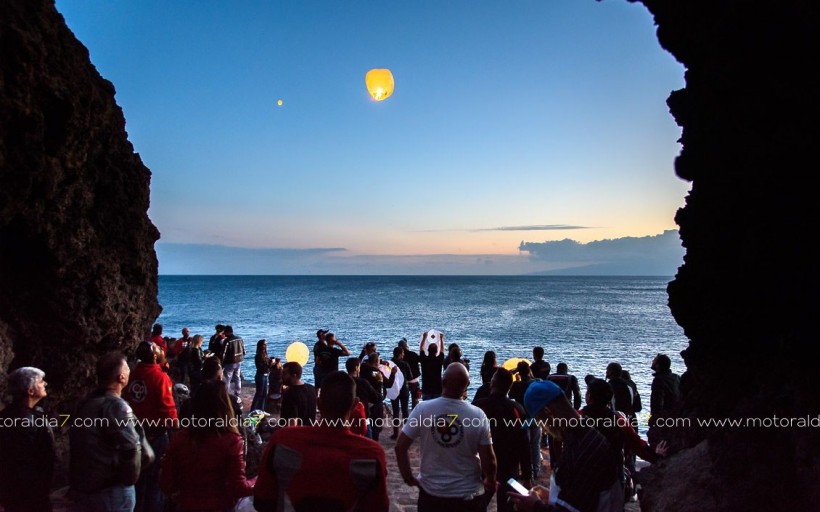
[634,0,820,510]
[0,0,161,412]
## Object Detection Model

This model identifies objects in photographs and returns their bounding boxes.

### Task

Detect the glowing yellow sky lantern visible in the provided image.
[502,357,531,372]
[366,68,394,101]
[285,341,309,366]
[277,99,283,106]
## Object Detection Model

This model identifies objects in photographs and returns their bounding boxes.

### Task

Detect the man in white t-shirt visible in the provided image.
[395,363,497,512]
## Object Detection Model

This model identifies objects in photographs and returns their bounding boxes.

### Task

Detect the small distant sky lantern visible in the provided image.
[277,99,283,106]
[366,68,394,101]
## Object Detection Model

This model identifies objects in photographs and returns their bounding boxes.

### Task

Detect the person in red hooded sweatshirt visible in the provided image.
[149,323,167,355]
[125,341,178,512]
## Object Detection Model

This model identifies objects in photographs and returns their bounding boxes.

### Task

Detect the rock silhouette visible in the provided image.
[638,0,820,509]
[0,0,161,413]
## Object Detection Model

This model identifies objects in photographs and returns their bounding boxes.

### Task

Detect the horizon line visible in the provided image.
[157,274,676,278]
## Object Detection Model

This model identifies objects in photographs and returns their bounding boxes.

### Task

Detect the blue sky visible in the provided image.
[56,0,688,274]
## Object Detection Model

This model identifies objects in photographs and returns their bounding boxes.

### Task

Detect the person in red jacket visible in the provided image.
[126,341,178,425]
[125,341,178,512]
[169,327,191,358]
[254,371,389,512]
[161,380,254,511]
[149,323,167,354]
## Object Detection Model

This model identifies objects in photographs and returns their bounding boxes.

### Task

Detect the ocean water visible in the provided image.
[157,276,688,417]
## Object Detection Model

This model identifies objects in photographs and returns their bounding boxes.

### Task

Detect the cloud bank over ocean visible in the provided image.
[157,230,683,276]
[519,229,684,275]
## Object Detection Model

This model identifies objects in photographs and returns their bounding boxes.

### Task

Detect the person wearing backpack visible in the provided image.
[621,370,642,416]
[221,325,246,396]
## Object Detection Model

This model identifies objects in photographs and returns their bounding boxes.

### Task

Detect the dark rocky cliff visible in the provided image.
[634,0,820,510]
[0,0,160,411]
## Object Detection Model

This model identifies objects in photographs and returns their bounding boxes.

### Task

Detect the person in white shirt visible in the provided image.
[395,362,497,512]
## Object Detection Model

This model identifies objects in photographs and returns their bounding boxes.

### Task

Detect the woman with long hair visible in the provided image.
[480,350,498,385]
[179,334,205,388]
[444,343,470,373]
[252,339,272,411]
[160,380,254,511]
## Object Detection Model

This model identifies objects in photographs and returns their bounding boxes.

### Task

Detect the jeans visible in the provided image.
[391,386,410,432]
[252,373,269,411]
[369,403,384,441]
[76,485,136,512]
[547,434,563,470]
[135,431,168,512]
[223,363,242,396]
[528,424,542,477]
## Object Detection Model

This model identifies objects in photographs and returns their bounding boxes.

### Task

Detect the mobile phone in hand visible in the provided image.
[507,478,529,496]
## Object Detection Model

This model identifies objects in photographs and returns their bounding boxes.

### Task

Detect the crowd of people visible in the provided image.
[0,323,682,512]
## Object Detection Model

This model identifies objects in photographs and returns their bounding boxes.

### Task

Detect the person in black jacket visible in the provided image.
[547,362,582,410]
[390,347,412,439]
[474,368,532,512]
[252,339,273,411]
[648,354,681,448]
[398,338,421,408]
[530,346,551,381]
[649,354,680,419]
[207,324,225,356]
[281,362,317,426]
[418,332,444,400]
[605,362,637,485]
[480,350,499,385]
[345,357,381,438]
[0,367,54,512]
[621,370,641,415]
[221,325,246,397]
[179,334,205,388]
[313,331,351,391]
[70,353,153,511]
[359,353,396,441]
[605,362,634,419]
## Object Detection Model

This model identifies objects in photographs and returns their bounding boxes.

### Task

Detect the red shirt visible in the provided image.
[349,401,368,436]
[254,425,388,511]
[161,430,254,511]
[124,363,177,423]
[170,338,189,357]
[150,334,167,354]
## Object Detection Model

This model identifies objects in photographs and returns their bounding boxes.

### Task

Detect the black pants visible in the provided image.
[417,486,492,512]
[391,386,410,430]
[408,381,420,409]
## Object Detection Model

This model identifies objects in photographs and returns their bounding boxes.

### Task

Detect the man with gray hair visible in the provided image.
[0,367,54,512]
